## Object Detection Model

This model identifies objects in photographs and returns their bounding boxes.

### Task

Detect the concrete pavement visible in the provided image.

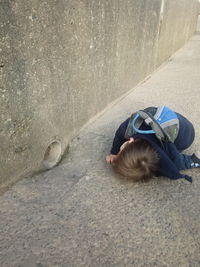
[1,30,200,267]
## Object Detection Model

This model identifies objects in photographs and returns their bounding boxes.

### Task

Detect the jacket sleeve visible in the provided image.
[110,118,130,155]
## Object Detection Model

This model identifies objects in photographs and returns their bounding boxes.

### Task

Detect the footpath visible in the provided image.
[1,26,200,266]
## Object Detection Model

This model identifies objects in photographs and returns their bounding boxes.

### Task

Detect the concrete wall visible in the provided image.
[0,0,199,193]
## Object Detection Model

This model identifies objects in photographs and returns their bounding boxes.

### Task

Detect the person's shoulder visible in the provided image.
[115,117,131,138]
[119,117,131,128]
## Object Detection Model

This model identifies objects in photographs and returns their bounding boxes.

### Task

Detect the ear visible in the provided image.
[129,137,134,143]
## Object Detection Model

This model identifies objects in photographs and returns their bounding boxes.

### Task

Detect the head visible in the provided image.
[112,138,159,182]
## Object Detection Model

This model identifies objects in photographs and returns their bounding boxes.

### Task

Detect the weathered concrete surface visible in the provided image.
[1,29,200,266]
[0,0,199,192]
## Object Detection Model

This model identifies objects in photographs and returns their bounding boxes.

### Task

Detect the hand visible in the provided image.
[106,154,117,164]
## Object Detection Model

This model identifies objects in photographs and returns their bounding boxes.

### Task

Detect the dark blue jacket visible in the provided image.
[110,111,195,182]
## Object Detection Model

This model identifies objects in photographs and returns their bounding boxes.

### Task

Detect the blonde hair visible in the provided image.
[112,139,159,182]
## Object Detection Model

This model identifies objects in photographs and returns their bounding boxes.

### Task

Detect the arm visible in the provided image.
[110,118,130,155]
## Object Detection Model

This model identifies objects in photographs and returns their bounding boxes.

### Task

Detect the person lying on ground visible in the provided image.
[106,106,200,183]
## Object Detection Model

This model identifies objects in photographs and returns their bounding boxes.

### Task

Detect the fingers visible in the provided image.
[106,155,116,164]
[106,155,112,164]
